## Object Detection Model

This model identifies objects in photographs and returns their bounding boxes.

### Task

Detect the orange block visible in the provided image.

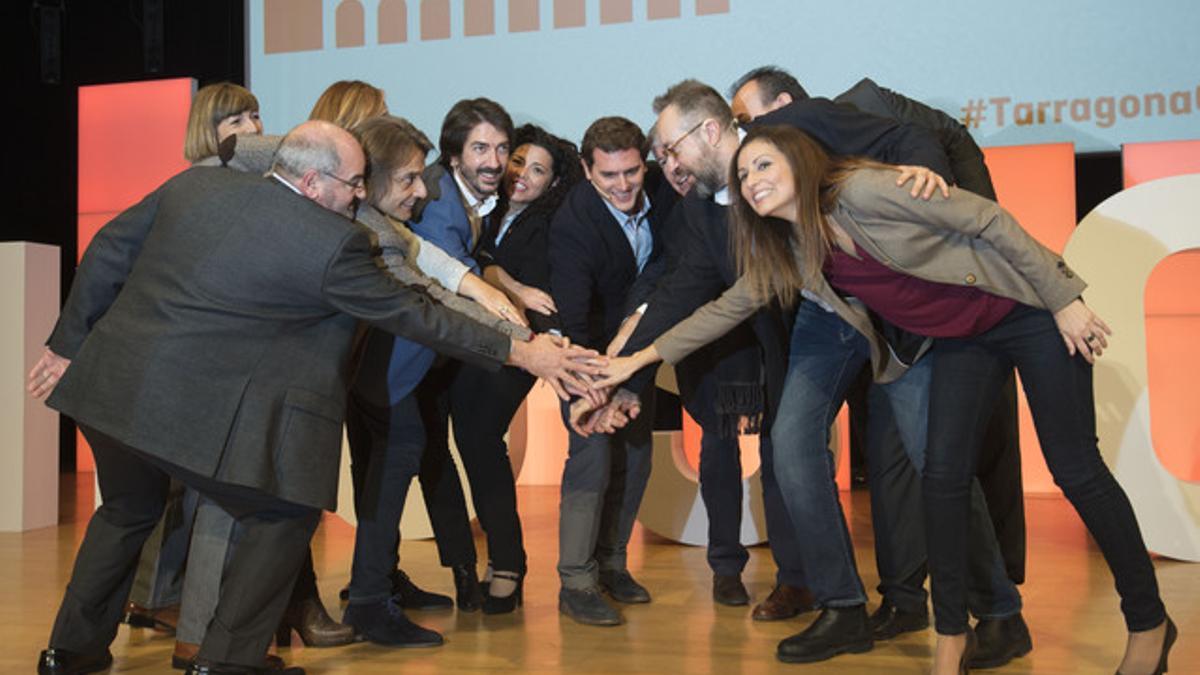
[1123,139,1200,188]
[1145,252,1200,482]
[75,78,194,471]
[982,143,1077,494]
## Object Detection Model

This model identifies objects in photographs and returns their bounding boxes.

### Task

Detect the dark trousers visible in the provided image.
[848,362,1028,586]
[677,362,805,586]
[924,304,1164,634]
[51,426,319,668]
[449,363,534,575]
[415,360,477,568]
[345,392,425,604]
[128,480,197,609]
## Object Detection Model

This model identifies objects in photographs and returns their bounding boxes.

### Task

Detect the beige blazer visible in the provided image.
[655,168,1087,383]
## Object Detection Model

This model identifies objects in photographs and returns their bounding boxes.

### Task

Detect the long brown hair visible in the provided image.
[729,125,878,307]
[308,80,387,130]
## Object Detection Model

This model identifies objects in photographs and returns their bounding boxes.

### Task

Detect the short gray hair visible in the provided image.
[271,126,342,178]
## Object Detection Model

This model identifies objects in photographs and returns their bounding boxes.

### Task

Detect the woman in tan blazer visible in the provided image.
[601,125,1174,675]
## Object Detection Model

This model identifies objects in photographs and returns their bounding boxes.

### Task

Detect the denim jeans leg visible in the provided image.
[769,302,869,607]
[758,433,807,589]
[999,306,1164,631]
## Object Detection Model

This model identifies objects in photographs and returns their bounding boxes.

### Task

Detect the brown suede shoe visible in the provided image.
[752,584,815,622]
[172,642,287,671]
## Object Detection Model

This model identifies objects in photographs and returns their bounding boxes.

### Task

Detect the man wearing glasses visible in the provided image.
[603,79,954,665]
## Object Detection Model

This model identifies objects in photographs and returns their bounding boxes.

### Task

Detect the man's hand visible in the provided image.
[894,165,951,200]
[1053,298,1112,364]
[28,347,71,399]
[570,388,641,437]
[605,310,643,357]
[508,333,606,400]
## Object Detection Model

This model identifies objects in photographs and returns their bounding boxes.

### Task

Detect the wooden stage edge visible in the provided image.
[1,475,1194,673]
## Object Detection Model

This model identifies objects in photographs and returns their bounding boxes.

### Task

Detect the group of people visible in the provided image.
[29,67,1176,675]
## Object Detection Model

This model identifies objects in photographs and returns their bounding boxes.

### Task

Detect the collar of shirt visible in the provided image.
[453,167,498,218]
[600,189,652,229]
[711,127,748,207]
[271,172,304,196]
[495,203,526,245]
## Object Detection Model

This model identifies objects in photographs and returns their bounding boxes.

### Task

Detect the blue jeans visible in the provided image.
[773,301,1021,614]
[925,303,1163,634]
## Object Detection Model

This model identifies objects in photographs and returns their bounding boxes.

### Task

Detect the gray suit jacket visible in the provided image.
[47,167,510,510]
[654,168,1086,383]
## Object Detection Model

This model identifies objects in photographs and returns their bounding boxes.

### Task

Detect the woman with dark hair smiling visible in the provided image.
[449,124,583,613]
[598,125,1174,674]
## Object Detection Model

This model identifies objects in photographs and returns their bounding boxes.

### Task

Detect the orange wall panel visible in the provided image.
[75,78,194,471]
[983,143,1076,494]
[1123,139,1200,188]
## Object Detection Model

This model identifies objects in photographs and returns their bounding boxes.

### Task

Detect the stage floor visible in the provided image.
[2,475,1194,673]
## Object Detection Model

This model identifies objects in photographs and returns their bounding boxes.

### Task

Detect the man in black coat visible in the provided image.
[30,121,593,675]
[548,117,676,626]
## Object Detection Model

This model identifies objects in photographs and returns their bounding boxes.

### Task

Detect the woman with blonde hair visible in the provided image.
[308,79,388,130]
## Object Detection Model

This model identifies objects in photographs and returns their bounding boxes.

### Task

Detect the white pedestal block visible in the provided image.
[0,242,61,532]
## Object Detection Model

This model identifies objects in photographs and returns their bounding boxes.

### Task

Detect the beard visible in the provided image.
[694,151,726,196]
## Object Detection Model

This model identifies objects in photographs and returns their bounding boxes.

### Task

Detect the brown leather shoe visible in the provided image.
[173,641,288,671]
[124,601,180,633]
[752,584,815,622]
[276,596,355,647]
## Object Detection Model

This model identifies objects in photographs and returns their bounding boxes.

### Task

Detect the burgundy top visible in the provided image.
[824,242,1016,338]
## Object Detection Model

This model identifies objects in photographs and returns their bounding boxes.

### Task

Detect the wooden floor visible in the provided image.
[2,475,1195,674]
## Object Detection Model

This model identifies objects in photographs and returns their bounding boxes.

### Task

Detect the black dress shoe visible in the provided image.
[393,568,454,610]
[970,612,1033,668]
[184,658,304,674]
[482,571,524,615]
[342,597,444,647]
[598,569,651,604]
[712,574,750,606]
[777,605,874,664]
[869,600,930,640]
[559,587,623,626]
[37,648,113,675]
[452,564,483,612]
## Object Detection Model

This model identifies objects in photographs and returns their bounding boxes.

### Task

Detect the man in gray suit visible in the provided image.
[29,121,595,675]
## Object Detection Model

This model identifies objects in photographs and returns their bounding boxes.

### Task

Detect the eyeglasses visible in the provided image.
[661,120,705,160]
[320,170,365,190]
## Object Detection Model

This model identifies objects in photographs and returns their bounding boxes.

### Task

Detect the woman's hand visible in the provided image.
[512,282,557,317]
[1053,298,1112,364]
[595,346,660,389]
[466,277,528,327]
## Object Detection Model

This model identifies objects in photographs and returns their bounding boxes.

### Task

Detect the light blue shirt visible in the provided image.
[601,192,653,273]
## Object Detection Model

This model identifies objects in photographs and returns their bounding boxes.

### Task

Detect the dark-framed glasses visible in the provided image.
[661,119,705,160]
[321,170,365,190]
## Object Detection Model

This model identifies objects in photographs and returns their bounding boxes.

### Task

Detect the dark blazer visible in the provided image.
[757,96,954,182]
[623,196,791,430]
[478,205,561,334]
[409,163,487,272]
[548,165,674,350]
[46,167,510,511]
[835,77,996,199]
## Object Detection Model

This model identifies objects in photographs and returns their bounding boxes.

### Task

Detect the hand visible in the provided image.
[478,283,529,328]
[28,347,71,399]
[605,311,643,357]
[894,165,951,200]
[1053,298,1112,364]
[513,282,557,316]
[568,394,609,436]
[570,388,641,436]
[508,333,606,400]
[595,346,660,389]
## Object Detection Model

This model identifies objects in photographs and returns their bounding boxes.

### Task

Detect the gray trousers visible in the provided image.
[557,385,655,590]
[128,480,194,609]
[175,499,235,644]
